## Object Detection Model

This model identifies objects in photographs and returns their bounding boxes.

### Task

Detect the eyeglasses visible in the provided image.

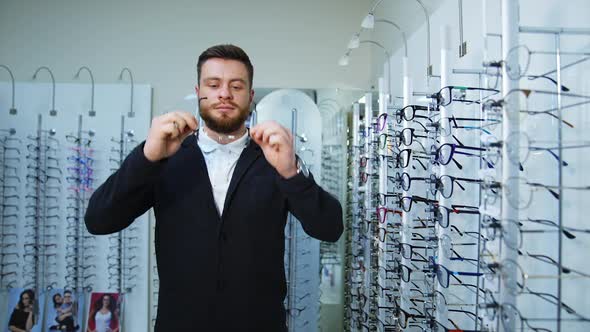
[481,132,582,170]
[359,171,379,184]
[394,105,431,124]
[399,195,438,212]
[497,176,590,210]
[394,128,429,147]
[396,306,426,329]
[523,217,590,239]
[432,143,490,168]
[376,206,403,223]
[479,258,525,296]
[393,172,428,192]
[66,135,92,146]
[437,234,478,262]
[439,116,499,138]
[431,205,480,228]
[376,192,401,206]
[430,85,499,107]
[399,243,429,261]
[482,291,552,332]
[481,216,523,250]
[376,133,396,150]
[428,257,483,288]
[429,174,483,198]
[376,226,398,243]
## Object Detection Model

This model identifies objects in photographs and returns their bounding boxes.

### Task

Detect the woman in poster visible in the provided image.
[86,294,119,332]
[8,289,36,332]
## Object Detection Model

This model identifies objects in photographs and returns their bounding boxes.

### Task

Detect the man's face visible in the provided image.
[64,293,72,304]
[196,58,254,134]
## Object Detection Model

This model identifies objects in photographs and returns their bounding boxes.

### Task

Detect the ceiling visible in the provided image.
[0,0,442,114]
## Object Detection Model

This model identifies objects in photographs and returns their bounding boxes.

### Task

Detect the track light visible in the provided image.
[361,13,375,29]
[348,33,360,49]
[338,53,350,66]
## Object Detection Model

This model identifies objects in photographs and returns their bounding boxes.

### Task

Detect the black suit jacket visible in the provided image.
[84,134,343,331]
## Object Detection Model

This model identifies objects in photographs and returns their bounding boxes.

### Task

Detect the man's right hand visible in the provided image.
[143,111,199,162]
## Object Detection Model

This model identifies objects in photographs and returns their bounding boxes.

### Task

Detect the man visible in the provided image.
[85,44,343,331]
[56,290,78,331]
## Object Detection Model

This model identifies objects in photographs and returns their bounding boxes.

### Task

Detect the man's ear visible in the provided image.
[249,89,255,104]
[195,84,200,98]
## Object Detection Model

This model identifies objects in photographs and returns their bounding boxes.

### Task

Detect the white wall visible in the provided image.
[0,0,372,117]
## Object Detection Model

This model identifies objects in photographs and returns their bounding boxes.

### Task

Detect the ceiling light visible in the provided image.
[361,13,375,29]
[348,34,360,49]
[338,53,350,66]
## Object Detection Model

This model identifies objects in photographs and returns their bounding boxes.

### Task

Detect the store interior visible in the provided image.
[1,0,590,331]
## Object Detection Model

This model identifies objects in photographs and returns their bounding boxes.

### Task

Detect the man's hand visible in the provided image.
[250,121,298,178]
[144,111,198,162]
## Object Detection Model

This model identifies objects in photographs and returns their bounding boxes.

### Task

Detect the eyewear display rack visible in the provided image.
[342,1,590,331]
[0,67,151,331]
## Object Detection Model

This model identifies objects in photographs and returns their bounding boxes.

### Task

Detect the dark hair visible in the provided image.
[18,289,35,309]
[63,290,72,296]
[95,294,116,313]
[197,44,254,88]
[89,293,119,329]
[52,293,62,308]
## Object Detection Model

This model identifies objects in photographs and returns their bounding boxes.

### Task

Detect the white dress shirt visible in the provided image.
[197,128,249,216]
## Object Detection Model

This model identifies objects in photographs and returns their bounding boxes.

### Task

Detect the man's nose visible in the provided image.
[218,85,232,100]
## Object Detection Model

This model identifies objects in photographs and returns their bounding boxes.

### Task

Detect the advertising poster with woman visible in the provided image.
[85,293,121,332]
[5,288,43,332]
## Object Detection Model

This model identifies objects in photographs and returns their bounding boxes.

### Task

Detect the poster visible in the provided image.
[85,292,122,332]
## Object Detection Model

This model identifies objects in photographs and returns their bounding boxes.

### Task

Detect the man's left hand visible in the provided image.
[250,121,298,179]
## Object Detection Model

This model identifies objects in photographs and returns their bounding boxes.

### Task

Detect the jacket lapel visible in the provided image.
[221,140,262,217]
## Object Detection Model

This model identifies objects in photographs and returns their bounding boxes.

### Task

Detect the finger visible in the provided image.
[176,111,199,131]
[179,126,195,141]
[161,121,181,139]
[164,115,193,143]
[250,122,271,144]
[159,111,181,125]
[169,112,189,134]
[249,122,268,141]
[268,121,292,147]
[268,133,281,147]
[160,112,187,129]
[268,133,291,150]
[261,126,289,148]
[250,128,264,146]
[260,126,279,146]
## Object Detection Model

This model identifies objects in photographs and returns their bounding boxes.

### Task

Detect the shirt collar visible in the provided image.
[198,128,249,154]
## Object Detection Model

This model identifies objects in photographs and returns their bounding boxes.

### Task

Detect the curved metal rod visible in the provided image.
[369,0,385,14]
[74,66,96,116]
[375,18,408,57]
[0,65,16,112]
[32,66,56,115]
[359,40,390,59]
[317,102,340,114]
[118,67,134,117]
[360,40,392,99]
[317,98,341,109]
[415,0,432,80]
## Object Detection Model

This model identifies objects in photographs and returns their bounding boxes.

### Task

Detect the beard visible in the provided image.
[199,102,250,134]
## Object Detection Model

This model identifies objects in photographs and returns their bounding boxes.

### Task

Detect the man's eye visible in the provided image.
[208,84,218,88]
[232,85,243,90]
